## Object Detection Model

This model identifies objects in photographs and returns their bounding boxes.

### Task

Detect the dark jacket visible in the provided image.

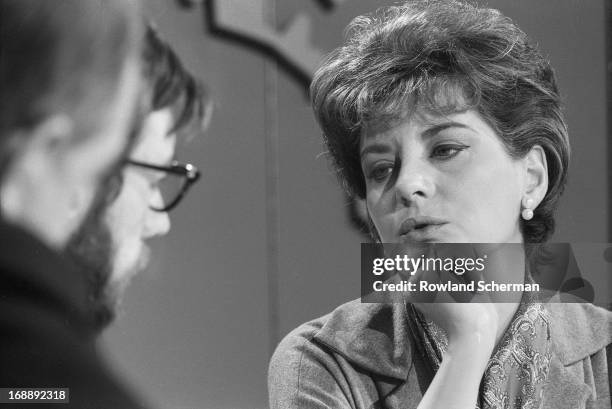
[0,220,146,409]
[269,299,612,409]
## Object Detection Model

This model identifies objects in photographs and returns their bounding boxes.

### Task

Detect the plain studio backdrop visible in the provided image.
[101,1,609,408]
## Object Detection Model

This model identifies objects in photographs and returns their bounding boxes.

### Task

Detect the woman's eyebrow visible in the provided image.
[421,121,472,138]
[360,143,392,157]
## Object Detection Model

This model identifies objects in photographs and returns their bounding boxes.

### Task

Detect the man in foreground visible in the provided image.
[0,0,146,407]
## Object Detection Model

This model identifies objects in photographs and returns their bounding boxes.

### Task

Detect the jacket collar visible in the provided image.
[314,299,413,380]
[544,303,611,407]
[546,302,611,365]
[313,299,611,381]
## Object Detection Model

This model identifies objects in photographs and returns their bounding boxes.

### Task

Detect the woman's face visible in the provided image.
[361,109,527,244]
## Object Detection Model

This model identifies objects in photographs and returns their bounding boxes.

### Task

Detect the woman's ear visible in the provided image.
[522,145,548,208]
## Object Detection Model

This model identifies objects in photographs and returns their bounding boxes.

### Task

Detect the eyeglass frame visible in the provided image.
[126,159,201,212]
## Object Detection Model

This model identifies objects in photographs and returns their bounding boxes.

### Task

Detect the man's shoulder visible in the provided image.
[0,228,147,408]
[1,324,147,409]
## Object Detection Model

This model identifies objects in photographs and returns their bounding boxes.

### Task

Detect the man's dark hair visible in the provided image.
[143,25,210,136]
[66,24,209,329]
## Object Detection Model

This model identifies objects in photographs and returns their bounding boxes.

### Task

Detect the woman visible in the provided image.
[268,1,611,408]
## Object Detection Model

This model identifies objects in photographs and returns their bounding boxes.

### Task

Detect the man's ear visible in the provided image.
[0,115,78,248]
[28,115,75,163]
[522,145,548,208]
[1,115,74,209]
[9,115,75,184]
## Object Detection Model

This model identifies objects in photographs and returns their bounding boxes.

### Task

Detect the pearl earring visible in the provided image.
[521,198,534,220]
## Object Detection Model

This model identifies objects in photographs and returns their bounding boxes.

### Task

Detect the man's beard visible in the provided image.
[66,202,116,331]
[64,108,146,332]
[65,173,123,332]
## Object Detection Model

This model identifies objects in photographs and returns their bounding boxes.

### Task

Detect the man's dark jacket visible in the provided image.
[0,220,145,409]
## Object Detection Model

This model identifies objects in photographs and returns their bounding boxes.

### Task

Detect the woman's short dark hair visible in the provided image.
[310,0,570,243]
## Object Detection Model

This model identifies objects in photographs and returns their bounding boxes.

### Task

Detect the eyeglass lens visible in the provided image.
[151,172,190,211]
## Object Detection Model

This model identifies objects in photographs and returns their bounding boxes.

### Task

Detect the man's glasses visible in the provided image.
[127,160,200,212]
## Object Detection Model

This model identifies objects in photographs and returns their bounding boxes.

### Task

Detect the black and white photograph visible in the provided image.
[0,1,610,408]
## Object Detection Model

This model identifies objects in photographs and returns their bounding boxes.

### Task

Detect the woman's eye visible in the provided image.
[367,164,394,182]
[431,144,468,159]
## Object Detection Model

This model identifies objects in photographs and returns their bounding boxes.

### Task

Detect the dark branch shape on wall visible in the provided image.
[177,0,341,10]
[314,0,338,10]
[176,0,203,9]
[174,0,371,238]
[201,0,317,90]
[176,0,350,90]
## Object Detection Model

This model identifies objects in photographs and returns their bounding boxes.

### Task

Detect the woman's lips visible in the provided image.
[399,217,448,242]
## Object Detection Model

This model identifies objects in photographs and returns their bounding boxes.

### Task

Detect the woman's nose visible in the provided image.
[394,159,435,206]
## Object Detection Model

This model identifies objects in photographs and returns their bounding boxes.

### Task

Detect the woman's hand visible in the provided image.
[414,300,498,346]
[415,317,496,409]
[412,296,499,409]
[395,243,514,409]
[400,243,513,344]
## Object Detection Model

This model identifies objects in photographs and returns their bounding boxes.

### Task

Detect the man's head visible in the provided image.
[67,25,208,329]
[0,0,143,249]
